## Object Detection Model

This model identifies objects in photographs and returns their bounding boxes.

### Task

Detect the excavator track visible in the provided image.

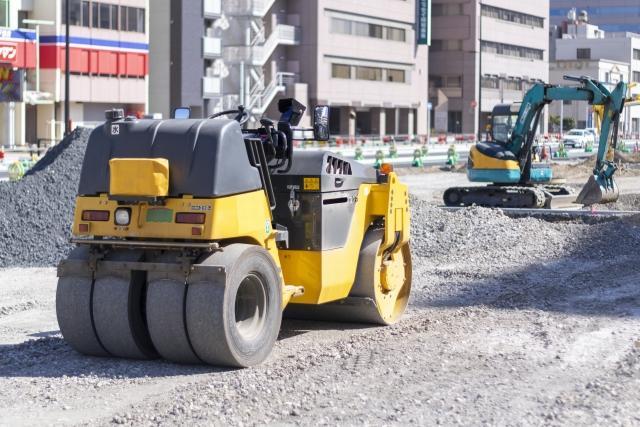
[443,185,548,209]
[443,184,577,209]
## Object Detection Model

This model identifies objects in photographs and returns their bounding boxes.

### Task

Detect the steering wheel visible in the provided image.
[208,106,250,126]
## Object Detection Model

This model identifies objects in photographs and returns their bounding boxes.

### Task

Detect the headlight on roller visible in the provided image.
[115,208,131,226]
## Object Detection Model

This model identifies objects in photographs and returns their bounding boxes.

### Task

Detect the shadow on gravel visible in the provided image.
[417,218,640,318]
[0,320,374,379]
[279,319,375,341]
[0,337,226,379]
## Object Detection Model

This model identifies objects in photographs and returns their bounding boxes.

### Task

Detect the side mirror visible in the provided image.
[173,107,191,119]
[314,105,330,141]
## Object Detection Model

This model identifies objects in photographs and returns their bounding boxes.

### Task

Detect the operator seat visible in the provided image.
[475,141,517,161]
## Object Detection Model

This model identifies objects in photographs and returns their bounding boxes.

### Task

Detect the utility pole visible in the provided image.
[64,0,71,136]
[477,1,483,141]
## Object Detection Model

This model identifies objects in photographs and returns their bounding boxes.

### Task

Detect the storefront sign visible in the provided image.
[0,68,23,102]
[0,43,17,62]
[417,0,431,45]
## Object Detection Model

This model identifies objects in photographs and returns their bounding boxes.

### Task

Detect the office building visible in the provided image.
[149,0,430,137]
[551,17,640,134]
[429,0,549,135]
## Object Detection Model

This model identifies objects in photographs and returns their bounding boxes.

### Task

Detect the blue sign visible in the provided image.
[417,0,431,45]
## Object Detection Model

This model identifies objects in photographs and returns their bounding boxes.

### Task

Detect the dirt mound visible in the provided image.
[0,128,91,268]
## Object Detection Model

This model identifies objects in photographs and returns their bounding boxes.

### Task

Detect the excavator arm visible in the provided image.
[575,79,628,205]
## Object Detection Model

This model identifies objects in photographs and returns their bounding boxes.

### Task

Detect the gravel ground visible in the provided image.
[0,190,638,425]
[0,129,90,268]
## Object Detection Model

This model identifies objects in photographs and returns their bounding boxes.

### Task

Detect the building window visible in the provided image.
[121,6,145,33]
[503,79,522,91]
[332,64,351,79]
[430,39,463,51]
[446,75,462,88]
[634,49,640,61]
[633,71,640,83]
[429,75,443,88]
[387,69,405,83]
[81,1,90,27]
[577,48,591,60]
[91,2,99,28]
[356,66,382,81]
[432,3,463,17]
[333,63,407,83]
[331,18,352,35]
[110,5,119,30]
[481,4,544,28]
[0,0,8,27]
[62,0,83,26]
[64,1,143,31]
[330,16,406,42]
[563,100,572,105]
[387,27,406,42]
[99,3,111,29]
[481,76,499,89]
[481,41,543,60]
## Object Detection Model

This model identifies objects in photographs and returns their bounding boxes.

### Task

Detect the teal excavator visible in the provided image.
[444,76,627,208]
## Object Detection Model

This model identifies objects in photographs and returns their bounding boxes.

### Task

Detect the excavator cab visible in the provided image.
[490,103,520,144]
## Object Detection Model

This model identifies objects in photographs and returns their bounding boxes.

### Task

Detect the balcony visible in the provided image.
[203,36,221,58]
[203,76,222,99]
[204,0,222,18]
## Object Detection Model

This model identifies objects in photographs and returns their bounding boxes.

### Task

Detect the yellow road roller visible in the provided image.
[56,99,411,367]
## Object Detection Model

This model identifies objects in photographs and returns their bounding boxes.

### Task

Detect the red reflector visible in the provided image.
[191,227,203,236]
[82,210,110,221]
[176,213,206,224]
[79,224,89,233]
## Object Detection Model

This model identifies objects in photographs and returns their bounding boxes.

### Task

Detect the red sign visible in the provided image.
[470,100,478,109]
[0,43,18,63]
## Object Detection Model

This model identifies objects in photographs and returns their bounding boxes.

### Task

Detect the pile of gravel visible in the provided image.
[408,195,639,267]
[0,128,91,268]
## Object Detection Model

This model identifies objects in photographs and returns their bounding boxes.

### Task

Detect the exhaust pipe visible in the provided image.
[576,174,619,206]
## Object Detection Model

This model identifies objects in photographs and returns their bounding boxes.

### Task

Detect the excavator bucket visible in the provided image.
[576,174,619,206]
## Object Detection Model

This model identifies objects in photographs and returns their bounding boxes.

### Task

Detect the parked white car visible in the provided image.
[563,129,595,148]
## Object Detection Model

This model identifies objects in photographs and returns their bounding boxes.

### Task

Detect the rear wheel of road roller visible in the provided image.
[91,250,157,360]
[186,244,282,368]
[284,228,412,325]
[56,246,109,357]
[145,252,201,364]
[348,228,412,325]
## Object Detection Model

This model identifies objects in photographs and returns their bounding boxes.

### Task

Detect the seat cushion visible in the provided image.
[476,142,517,161]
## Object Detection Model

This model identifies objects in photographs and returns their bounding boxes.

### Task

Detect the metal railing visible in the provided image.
[223,25,300,65]
[246,72,296,115]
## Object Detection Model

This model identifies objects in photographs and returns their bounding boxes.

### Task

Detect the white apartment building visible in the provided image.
[552,18,640,134]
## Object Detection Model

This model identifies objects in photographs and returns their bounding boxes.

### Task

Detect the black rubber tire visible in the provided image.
[146,253,201,364]
[186,245,282,368]
[56,246,109,356]
[92,250,157,360]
